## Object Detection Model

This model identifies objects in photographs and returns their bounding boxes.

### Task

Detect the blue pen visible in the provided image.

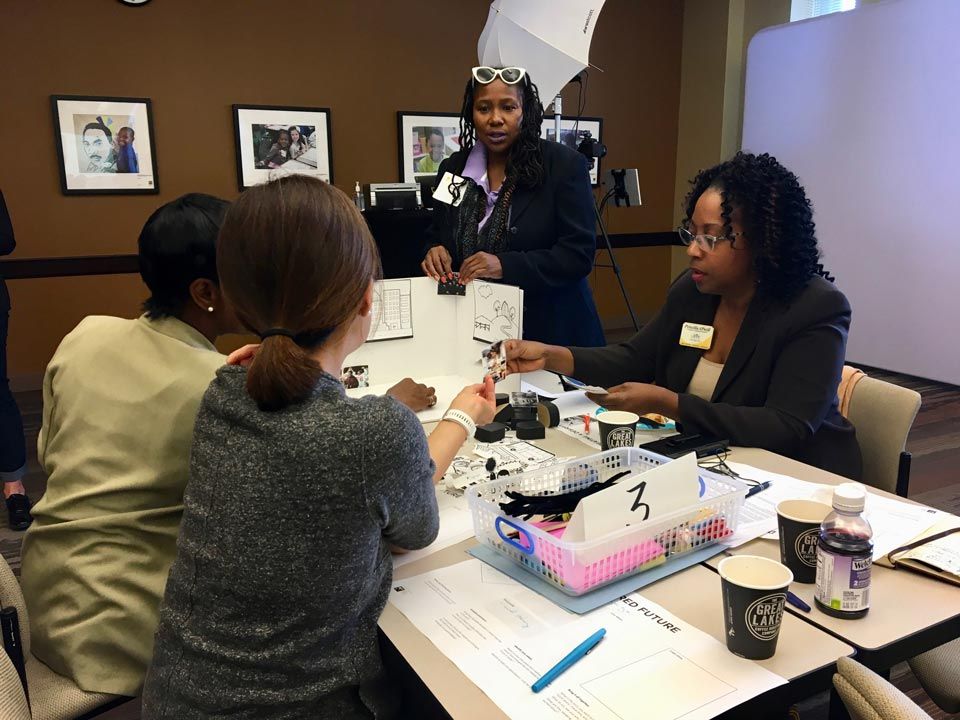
[786,590,811,613]
[531,628,606,693]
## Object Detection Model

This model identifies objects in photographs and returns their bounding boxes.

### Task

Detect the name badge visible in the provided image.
[679,322,714,349]
[431,171,467,207]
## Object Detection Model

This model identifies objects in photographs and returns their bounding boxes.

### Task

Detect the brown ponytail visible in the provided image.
[217,176,380,411]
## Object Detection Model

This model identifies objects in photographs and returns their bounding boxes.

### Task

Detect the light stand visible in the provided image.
[593,190,640,332]
[576,139,640,333]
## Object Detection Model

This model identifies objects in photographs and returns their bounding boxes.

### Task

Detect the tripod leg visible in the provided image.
[593,202,640,332]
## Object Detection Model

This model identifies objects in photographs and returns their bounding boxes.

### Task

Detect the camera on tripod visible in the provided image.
[576,131,607,171]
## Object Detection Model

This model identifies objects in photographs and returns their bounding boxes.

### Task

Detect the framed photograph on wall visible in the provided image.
[397,112,461,184]
[233,104,333,189]
[540,116,603,186]
[51,95,159,195]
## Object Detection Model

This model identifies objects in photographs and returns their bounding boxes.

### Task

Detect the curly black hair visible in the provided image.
[682,152,833,302]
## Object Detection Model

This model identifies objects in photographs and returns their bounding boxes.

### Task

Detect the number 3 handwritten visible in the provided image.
[628,480,650,520]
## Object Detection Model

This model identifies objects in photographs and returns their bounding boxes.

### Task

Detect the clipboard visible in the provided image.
[877,518,960,587]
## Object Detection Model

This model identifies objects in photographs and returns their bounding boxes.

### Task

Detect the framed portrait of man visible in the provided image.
[51,95,159,195]
[397,112,461,184]
[233,105,333,190]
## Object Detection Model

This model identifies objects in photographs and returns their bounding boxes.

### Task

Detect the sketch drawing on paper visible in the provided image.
[473,281,520,343]
[369,279,413,342]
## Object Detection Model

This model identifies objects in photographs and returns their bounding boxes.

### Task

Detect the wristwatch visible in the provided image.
[442,408,476,438]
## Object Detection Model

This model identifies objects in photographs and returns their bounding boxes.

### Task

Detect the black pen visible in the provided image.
[786,591,811,613]
[745,480,771,499]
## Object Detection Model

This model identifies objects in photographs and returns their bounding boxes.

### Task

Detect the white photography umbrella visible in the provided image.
[477,0,606,128]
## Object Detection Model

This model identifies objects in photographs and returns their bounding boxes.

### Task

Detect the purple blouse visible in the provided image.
[462,143,500,231]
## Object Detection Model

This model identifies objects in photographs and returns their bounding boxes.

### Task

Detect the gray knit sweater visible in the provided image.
[142,366,438,719]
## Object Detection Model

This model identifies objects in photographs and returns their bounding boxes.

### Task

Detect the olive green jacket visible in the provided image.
[21,314,223,695]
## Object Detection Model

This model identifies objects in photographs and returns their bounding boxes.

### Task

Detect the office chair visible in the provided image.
[908,638,960,713]
[840,369,921,496]
[0,555,128,720]
[833,656,932,720]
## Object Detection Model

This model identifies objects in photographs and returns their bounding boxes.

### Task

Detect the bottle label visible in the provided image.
[815,546,871,612]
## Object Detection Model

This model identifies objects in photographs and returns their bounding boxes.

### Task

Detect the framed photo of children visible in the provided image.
[51,95,159,195]
[540,116,603,186]
[233,105,333,190]
[397,112,461,184]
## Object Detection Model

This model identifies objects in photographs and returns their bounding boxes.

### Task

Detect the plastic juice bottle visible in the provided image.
[814,483,873,619]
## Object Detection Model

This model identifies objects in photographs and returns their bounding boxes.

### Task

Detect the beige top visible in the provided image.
[685,356,724,401]
[21,314,223,695]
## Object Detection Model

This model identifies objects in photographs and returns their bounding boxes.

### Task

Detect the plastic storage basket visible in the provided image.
[467,448,747,596]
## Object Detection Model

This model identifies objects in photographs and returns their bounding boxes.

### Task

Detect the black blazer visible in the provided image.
[571,272,862,479]
[425,140,605,347]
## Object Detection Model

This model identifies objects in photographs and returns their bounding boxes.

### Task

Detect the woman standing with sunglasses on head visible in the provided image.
[421,66,605,347]
[503,153,862,478]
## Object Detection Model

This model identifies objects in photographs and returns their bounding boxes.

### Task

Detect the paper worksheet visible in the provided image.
[721,463,945,557]
[389,559,785,720]
[369,279,414,341]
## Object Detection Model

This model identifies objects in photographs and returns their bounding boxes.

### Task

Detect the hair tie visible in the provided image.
[260,328,295,340]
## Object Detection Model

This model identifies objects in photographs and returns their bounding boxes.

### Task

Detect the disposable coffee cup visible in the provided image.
[718,555,793,660]
[777,499,832,584]
[598,411,639,450]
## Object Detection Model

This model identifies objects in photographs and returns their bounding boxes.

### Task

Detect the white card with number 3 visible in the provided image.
[565,453,701,542]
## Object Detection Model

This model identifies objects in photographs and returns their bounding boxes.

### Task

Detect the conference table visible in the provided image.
[378,366,959,718]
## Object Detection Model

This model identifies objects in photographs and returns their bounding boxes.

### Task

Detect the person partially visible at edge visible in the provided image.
[421,66,605,347]
[503,152,862,479]
[142,175,495,718]
[0,189,32,530]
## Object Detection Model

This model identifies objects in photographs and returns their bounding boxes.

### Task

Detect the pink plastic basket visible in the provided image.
[468,448,746,595]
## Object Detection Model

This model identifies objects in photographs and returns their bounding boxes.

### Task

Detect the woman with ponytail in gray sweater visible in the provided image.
[143,176,494,719]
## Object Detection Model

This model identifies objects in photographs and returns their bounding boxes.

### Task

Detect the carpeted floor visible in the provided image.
[4,366,959,719]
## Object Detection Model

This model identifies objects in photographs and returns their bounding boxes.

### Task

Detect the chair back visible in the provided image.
[833,656,932,720]
[0,556,29,656]
[0,555,30,719]
[908,638,960,713]
[843,371,920,495]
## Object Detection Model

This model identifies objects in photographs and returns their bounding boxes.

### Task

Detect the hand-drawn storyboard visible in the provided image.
[369,279,413,342]
[473,281,521,343]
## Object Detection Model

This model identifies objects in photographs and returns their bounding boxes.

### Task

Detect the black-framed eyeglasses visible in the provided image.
[677,226,744,252]
[472,66,527,85]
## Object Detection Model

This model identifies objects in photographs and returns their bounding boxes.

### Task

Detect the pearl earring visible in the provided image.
[207,306,214,313]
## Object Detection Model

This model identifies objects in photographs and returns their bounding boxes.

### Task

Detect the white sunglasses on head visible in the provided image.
[472,66,527,85]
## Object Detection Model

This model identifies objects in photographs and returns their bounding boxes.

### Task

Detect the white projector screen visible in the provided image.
[742,0,960,385]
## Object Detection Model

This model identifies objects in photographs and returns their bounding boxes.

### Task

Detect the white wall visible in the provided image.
[742,0,960,384]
